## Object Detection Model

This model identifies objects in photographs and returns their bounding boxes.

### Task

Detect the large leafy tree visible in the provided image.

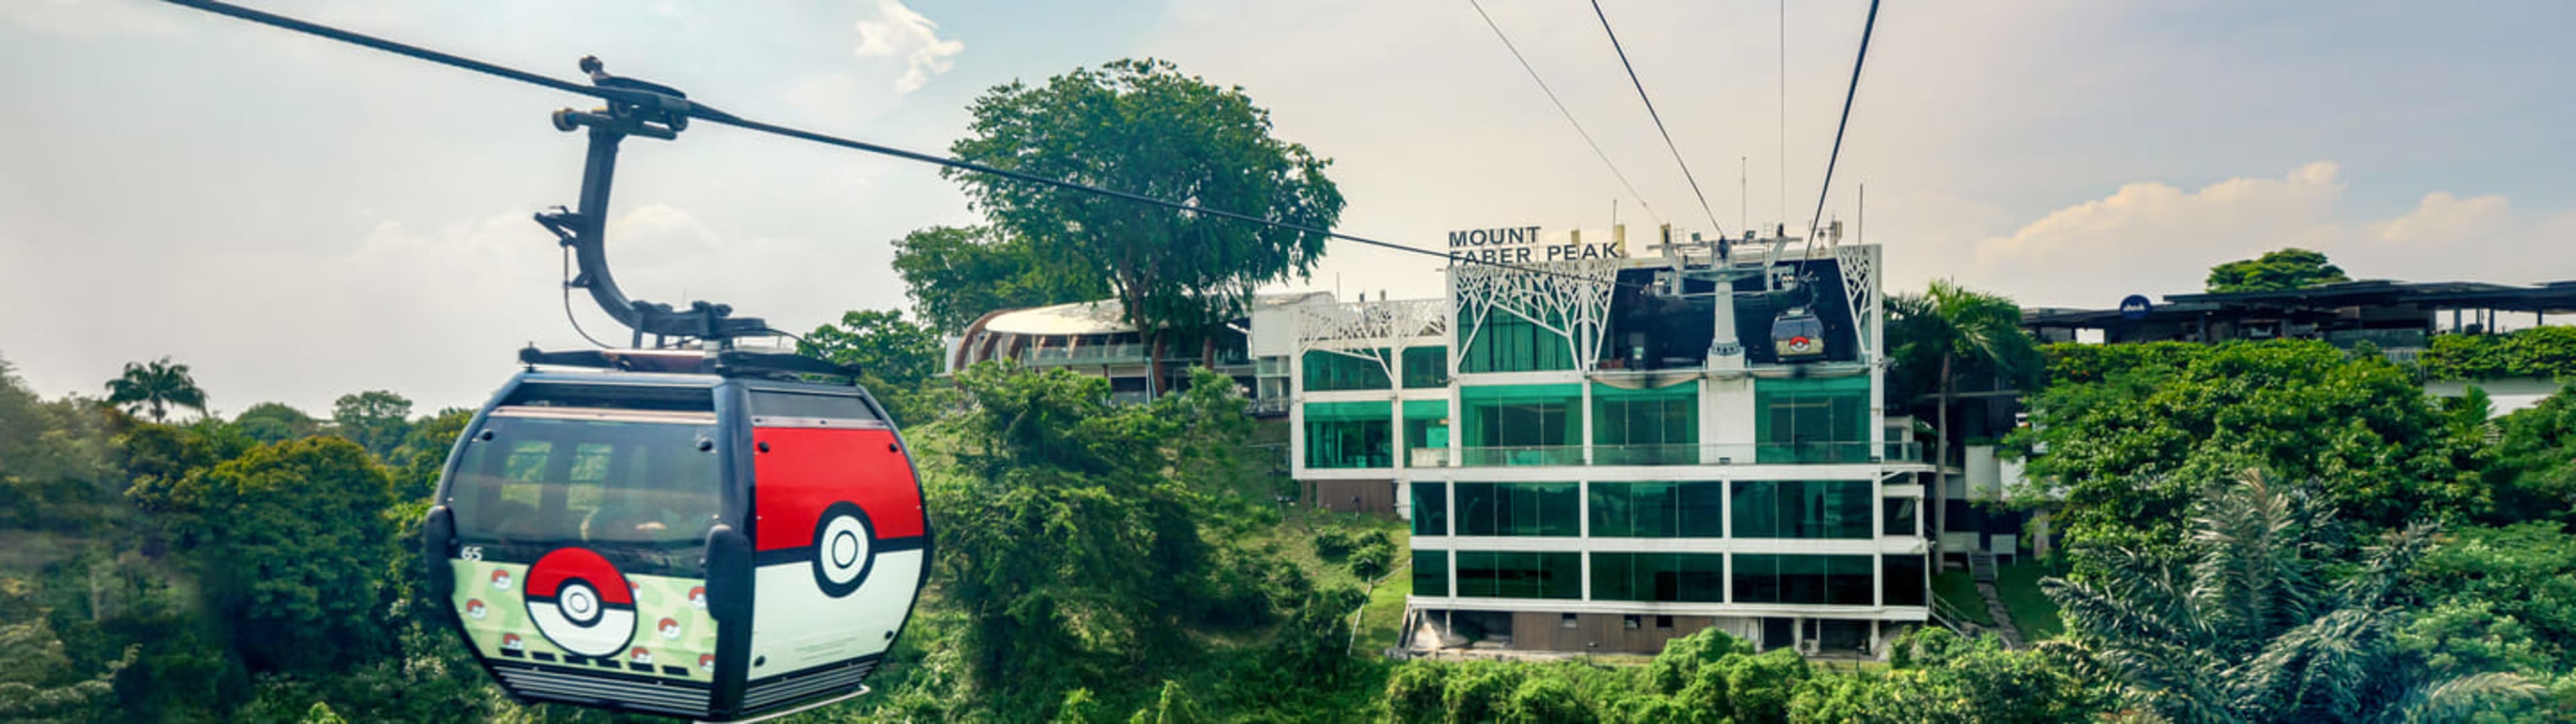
[1886,280,2041,554]
[103,357,207,423]
[2045,471,2537,722]
[2206,247,2350,293]
[2016,341,2485,558]
[949,58,1345,391]
[126,437,400,674]
[891,225,1109,333]
[329,391,412,461]
[798,310,948,426]
[232,402,321,444]
[2488,384,2576,526]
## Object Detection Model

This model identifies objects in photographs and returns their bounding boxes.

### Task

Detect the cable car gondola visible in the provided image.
[1771,306,1826,361]
[423,349,926,721]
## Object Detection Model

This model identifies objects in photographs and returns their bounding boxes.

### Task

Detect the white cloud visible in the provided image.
[852,0,962,95]
[0,0,184,39]
[1951,163,2576,308]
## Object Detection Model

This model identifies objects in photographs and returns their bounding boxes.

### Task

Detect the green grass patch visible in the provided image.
[1994,561,2066,640]
[1933,570,1996,627]
[1356,571,1411,653]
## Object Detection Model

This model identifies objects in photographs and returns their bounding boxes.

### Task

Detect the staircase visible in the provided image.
[1968,551,1998,584]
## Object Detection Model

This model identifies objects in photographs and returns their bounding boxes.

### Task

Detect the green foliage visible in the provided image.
[892,225,1110,333]
[131,437,399,673]
[104,357,208,423]
[2015,340,2484,556]
[2206,247,2350,293]
[949,58,1345,347]
[2039,341,2209,385]
[0,358,122,533]
[2485,385,2576,526]
[233,403,321,445]
[798,309,951,427]
[388,408,470,501]
[2402,522,2576,676]
[1886,280,2044,401]
[328,391,412,460]
[2045,472,2539,721]
[2421,326,2576,381]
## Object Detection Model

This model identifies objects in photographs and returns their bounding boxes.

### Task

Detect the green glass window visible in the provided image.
[1731,480,1874,539]
[1882,497,1917,536]
[1454,550,1582,599]
[1591,552,1726,602]
[1882,554,1927,607]
[1754,376,1872,463]
[1587,481,1724,538]
[1403,400,1450,457]
[1460,385,1580,465]
[1731,554,1874,605]
[1411,483,1448,536]
[1592,381,1699,465]
[1402,346,1450,388]
[1303,402,1391,469]
[1414,550,1450,597]
[1458,307,1574,373]
[1302,349,1392,391]
[1453,482,1579,536]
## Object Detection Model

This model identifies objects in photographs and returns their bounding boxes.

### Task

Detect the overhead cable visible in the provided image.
[1805,0,1881,237]
[1465,0,1662,225]
[1586,0,1729,240]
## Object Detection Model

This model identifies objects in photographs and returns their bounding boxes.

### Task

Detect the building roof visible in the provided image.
[982,300,1134,336]
[2026,279,2576,328]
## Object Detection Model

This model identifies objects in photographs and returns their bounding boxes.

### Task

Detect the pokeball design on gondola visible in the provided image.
[629,647,653,665]
[500,634,525,652]
[490,569,512,589]
[810,502,876,597]
[465,599,488,619]
[522,548,637,658]
[688,586,706,609]
[1784,335,1818,355]
[698,653,714,674]
[657,617,682,640]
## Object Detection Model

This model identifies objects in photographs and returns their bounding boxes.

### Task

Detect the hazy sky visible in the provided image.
[5,1,2573,414]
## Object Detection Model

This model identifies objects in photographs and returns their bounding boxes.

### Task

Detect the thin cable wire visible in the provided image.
[1465,0,1662,226]
[1586,0,1727,239]
[1778,0,1786,230]
[1805,0,1880,236]
[561,247,612,349]
[165,0,1648,292]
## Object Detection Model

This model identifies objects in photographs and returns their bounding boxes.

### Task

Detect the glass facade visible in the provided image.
[1303,349,1391,391]
[1592,381,1699,465]
[1754,376,1872,463]
[1587,481,1725,538]
[1453,482,1579,536]
[1731,480,1874,539]
[1401,346,1450,388]
[1732,554,1874,605]
[1460,384,1581,466]
[1410,483,1447,536]
[1454,550,1582,599]
[1403,400,1449,457]
[1458,307,1575,373]
[1413,550,1449,597]
[1881,554,1927,607]
[1302,402,1391,469]
[1591,552,1726,603]
[1882,497,1917,536]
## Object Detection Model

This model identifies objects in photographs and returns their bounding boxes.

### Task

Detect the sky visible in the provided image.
[4,0,2573,414]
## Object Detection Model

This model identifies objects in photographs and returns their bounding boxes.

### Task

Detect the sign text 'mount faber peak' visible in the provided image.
[1446,226,1627,265]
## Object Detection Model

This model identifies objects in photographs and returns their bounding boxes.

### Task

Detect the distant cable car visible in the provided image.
[1772,308,1827,361]
[421,348,929,721]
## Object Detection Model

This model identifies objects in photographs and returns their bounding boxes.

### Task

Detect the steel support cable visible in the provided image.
[1464,0,1662,226]
[164,0,1650,290]
[1586,0,1728,240]
[1804,0,1881,240]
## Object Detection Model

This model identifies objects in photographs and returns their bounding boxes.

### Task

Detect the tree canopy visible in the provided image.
[328,391,413,461]
[797,309,949,426]
[103,357,207,423]
[2206,247,2351,293]
[891,225,1110,333]
[947,58,1344,366]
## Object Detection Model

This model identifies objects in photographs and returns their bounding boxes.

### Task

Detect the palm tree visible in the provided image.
[2044,471,2539,723]
[105,357,207,422]
[1886,280,2039,558]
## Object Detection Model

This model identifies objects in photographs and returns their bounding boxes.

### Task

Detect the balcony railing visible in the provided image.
[1435,441,1923,467]
[1024,343,1148,365]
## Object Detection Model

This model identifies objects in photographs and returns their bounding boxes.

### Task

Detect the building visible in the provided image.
[947,298,1269,408]
[1286,226,1935,657]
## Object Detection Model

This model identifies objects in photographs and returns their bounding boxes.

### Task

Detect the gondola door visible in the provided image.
[737,387,929,712]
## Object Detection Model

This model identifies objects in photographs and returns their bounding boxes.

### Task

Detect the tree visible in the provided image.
[233,402,321,444]
[797,309,949,426]
[1886,280,2041,557]
[388,408,472,500]
[329,391,412,461]
[892,225,1110,333]
[2206,247,2350,294]
[949,58,1346,393]
[2017,341,2485,560]
[2488,384,2576,526]
[103,357,207,423]
[2045,471,2538,722]
[128,437,400,674]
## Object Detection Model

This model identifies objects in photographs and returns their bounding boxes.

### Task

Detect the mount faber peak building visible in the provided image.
[1273,225,1934,658]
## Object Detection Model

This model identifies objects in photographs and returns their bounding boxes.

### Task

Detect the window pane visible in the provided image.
[1732,481,1873,539]
[1753,377,1872,463]
[1592,382,1699,465]
[451,414,722,576]
[1460,385,1582,465]
[1882,554,1927,606]
[1402,346,1450,388]
[1414,550,1449,597]
[1732,554,1874,605]
[1882,497,1917,536]
[1303,349,1391,391]
[1679,482,1726,537]
[1303,402,1392,469]
[1411,483,1448,536]
[1460,307,1574,373]
[1454,550,1579,599]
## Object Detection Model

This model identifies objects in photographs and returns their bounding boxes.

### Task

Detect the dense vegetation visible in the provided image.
[2204,247,2349,293]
